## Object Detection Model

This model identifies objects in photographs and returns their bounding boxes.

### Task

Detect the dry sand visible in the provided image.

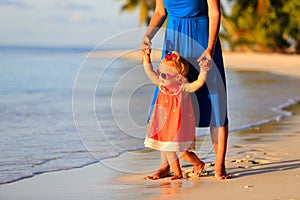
[0,52,300,200]
[223,52,300,78]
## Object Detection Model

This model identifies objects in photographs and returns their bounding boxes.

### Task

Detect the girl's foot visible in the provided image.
[170,174,183,180]
[145,166,170,180]
[193,161,205,176]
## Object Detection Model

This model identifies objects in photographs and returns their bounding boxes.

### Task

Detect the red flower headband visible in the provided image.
[165,51,179,61]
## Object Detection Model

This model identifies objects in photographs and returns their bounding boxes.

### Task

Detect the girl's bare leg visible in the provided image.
[146,151,170,180]
[180,151,205,175]
[210,125,229,180]
[166,151,182,180]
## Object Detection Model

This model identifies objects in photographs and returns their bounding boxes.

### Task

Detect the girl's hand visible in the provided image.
[142,49,151,64]
[197,49,213,72]
[141,35,152,55]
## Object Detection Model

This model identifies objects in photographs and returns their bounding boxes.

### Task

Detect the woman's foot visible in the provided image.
[214,173,230,180]
[145,166,170,180]
[214,167,231,180]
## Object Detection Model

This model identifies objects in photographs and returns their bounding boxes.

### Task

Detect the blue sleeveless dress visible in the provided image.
[149,0,228,127]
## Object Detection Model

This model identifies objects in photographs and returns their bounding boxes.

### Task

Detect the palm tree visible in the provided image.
[119,0,155,25]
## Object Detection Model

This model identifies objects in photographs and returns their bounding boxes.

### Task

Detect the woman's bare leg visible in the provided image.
[210,125,229,179]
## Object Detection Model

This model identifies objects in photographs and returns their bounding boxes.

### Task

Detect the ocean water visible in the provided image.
[0,46,299,184]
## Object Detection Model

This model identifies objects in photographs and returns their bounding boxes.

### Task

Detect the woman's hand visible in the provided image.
[141,35,152,55]
[197,49,213,72]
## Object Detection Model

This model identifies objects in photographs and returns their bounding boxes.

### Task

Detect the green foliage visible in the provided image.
[224,0,300,53]
[119,0,155,26]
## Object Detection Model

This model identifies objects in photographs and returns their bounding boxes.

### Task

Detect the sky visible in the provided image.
[0,0,140,47]
[0,0,232,47]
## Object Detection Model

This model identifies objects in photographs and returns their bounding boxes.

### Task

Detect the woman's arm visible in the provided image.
[141,0,167,54]
[207,0,221,54]
[198,0,221,61]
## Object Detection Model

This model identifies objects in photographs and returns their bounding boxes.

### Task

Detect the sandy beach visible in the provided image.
[1,52,300,200]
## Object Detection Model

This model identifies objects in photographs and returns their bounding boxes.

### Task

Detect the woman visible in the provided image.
[141,0,229,180]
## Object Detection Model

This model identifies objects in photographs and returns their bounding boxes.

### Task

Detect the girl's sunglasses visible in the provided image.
[157,68,179,80]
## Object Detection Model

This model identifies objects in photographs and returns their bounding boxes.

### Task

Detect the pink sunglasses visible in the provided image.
[157,68,179,80]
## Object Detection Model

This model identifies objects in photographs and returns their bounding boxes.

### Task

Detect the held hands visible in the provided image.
[197,49,213,81]
[197,49,213,73]
[141,35,152,55]
[141,35,152,64]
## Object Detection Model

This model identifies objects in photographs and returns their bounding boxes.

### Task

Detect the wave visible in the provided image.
[0,45,94,54]
[0,45,135,55]
[228,97,300,133]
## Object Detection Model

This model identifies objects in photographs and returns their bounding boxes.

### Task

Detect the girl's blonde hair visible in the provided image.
[161,51,189,77]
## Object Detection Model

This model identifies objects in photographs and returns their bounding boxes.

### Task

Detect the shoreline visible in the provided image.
[88,50,300,78]
[1,52,300,199]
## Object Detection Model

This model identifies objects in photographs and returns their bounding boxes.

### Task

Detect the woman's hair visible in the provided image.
[161,51,189,77]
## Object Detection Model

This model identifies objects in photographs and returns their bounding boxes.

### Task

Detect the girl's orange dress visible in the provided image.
[144,84,196,152]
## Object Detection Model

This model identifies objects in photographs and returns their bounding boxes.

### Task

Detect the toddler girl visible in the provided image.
[142,50,211,180]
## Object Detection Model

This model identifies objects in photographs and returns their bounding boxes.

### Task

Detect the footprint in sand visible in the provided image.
[242,185,254,189]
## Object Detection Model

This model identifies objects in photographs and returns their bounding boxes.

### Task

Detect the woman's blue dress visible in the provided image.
[149,0,228,127]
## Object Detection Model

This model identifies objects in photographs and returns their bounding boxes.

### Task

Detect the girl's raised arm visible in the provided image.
[142,53,159,85]
[183,60,211,92]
